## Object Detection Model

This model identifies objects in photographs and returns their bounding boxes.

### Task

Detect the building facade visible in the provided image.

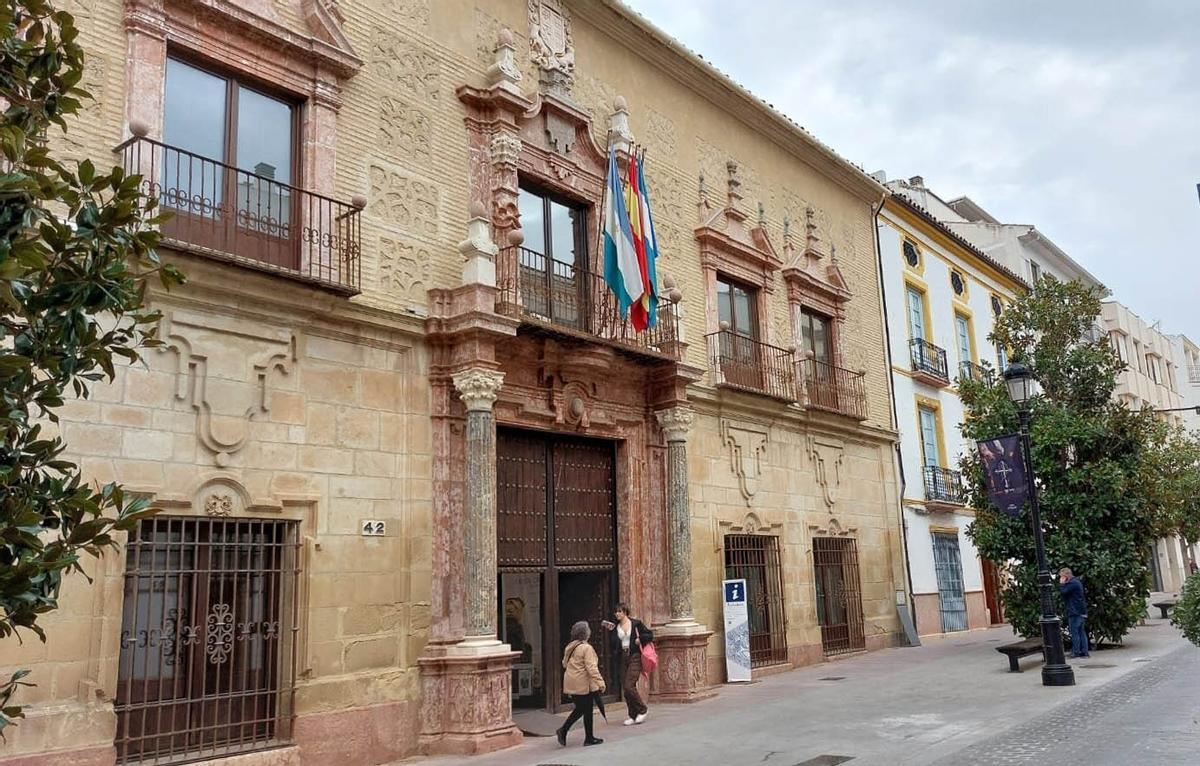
[0,2,907,765]
[877,179,1027,637]
[1169,334,1200,433]
[1101,301,1194,593]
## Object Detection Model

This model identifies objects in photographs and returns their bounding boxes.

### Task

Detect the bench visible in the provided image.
[1152,599,1178,620]
[996,637,1044,673]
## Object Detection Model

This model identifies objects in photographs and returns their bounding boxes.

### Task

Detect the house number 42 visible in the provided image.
[361,520,386,537]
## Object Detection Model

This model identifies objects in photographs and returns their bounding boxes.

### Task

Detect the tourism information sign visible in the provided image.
[722,578,752,682]
[977,434,1028,518]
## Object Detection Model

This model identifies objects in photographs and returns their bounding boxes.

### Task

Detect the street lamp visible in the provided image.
[1002,361,1076,687]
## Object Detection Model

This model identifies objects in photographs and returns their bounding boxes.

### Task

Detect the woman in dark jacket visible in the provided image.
[602,602,652,725]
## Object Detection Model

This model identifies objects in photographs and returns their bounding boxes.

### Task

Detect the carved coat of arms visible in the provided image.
[529,0,575,75]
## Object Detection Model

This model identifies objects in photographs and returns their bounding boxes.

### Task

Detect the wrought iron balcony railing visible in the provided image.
[957,360,994,385]
[910,338,950,385]
[496,246,682,360]
[1190,365,1200,385]
[117,134,362,293]
[923,466,965,506]
[803,359,868,420]
[706,329,798,401]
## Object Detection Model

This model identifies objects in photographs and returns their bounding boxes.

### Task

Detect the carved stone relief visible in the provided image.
[367,163,441,239]
[528,0,574,77]
[474,9,538,83]
[369,30,440,101]
[386,0,430,30]
[575,74,618,146]
[721,420,769,505]
[161,312,296,467]
[808,436,845,509]
[204,493,235,517]
[644,108,677,160]
[377,236,432,304]
[378,97,432,160]
[809,516,856,537]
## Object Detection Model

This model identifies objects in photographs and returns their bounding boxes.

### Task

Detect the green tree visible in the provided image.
[1142,422,1200,548]
[1,0,183,733]
[961,278,1157,646]
[1171,572,1200,647]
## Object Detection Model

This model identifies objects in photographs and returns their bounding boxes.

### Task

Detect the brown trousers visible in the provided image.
[620,650,647,718]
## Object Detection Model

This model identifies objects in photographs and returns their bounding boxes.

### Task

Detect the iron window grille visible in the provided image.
[724,535,789,668]
[115,517,301,765]
[903,240,920,267]
[813,536,866,656]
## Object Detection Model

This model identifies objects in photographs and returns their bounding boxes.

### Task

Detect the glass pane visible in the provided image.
[907,289,925,339]
[518,189,546,255]
[236,87,293,234]
[717,280,732,329]
[733,285,754,338]
[956,315,971,363]
[163,58,226,213]
[801,314,814,355]
[812,315,830,362]
[549,200,579,268]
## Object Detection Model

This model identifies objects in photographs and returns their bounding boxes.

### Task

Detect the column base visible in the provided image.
[649,623,717,703]
[417,645,524,756]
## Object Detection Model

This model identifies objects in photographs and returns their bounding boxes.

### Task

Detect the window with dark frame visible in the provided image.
[724,535,788,668]
[903,239,920,267]
[161,56,300,270]
[115,516,300,765]
[799,308,833,364]
[516,185,589,327]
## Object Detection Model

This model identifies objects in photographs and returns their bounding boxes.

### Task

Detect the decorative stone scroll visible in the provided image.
[721,419,769,505]
[808,436,846,509]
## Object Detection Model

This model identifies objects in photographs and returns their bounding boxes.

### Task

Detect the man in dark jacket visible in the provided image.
[1059,567,1089,658]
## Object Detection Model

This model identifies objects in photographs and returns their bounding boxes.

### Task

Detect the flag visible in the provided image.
[636,149,660,329]
[603,147,643,317]
[625,151,651,331]
[977,434,1028,518]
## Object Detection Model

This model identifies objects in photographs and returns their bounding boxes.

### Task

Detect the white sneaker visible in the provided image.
[634,713,647,724]
[623,718,635,726]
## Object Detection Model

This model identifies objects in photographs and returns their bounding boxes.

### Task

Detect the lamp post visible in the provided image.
[1002,361,1076,687]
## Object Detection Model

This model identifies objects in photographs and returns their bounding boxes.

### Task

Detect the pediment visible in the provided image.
[694,162,782,288]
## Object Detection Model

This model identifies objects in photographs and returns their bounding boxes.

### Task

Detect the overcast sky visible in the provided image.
[626,0,1200,340]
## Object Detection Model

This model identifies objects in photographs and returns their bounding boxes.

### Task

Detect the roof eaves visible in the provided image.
[889,193,1030,290]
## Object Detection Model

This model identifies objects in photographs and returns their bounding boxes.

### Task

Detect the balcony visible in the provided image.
[957,360,994,386]
[496,246,682,360]
[910,338,950,387]
[117,135,362,294]
[1190,365,1200,385]
[706,329,798,401]
[923,466,966,510]
[803,359,868,420]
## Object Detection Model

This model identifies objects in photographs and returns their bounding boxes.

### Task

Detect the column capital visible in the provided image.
[453,368,504,412]
[656,407,695,443]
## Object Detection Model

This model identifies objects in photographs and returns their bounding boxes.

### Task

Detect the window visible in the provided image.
[115,517,300,765]
[1147,355,1159,384]
[954,313,973,366]
[906,286,927,341]
[813,536,865,655]
[997,343,1009,371]
[717,276,759,339]
[919,405,941,468]
[1110,332,1128,364]
[1029,260,1042,284]
[932,533,968,632]
[1132,340,1144,372]
[990,295,1003,317]
[515,185,587,326]
[903,239,920,268]
[799,308,834,364]
[725,535,788,668]
[950,271,965,297]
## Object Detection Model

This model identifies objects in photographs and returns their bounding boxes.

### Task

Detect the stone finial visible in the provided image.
[351,194,368,210]
[452,368,505,412]
[656,407,695,444]
[508,228,525,247]
[129,119,150,138]
[488,27,522,90]
[726,161,743,209]
[757,201,766,227]
[459,203,499,286]
[805,205,821,259]
[608,95,633,153]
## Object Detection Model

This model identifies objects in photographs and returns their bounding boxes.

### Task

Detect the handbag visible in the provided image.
[638,632,658,678]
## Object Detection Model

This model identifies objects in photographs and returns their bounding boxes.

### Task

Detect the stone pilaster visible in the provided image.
[651,407,715,703]
[452,367,505,648]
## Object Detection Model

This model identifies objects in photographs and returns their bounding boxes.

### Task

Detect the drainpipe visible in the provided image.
[873,192,918,635]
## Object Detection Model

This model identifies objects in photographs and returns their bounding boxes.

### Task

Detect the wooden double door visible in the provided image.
[496,429,620,712]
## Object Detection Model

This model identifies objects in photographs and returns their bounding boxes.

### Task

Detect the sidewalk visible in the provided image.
[406,617,1191,766]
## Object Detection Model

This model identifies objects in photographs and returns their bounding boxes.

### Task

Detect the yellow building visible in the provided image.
[1,1,906,764]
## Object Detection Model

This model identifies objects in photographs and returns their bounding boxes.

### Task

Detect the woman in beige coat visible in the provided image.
[556,621,605,747]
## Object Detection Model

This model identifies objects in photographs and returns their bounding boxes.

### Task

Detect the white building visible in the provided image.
[877,176,1029,637]
[1169,334,1200,434]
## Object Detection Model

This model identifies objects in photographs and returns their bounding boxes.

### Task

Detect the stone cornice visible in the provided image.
[570,0,887,203]
[688,385,899,445]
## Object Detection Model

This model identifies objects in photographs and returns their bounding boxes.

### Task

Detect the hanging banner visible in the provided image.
[977,434,1028,518]
[722,578,752,682]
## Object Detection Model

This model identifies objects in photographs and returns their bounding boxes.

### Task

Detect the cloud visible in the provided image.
[625,0,1200,335]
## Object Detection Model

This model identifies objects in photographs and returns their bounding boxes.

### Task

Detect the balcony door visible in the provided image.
[800,308,838,410]
[517,186,587,329]
[162,57,298,269]
[918,406,941,469]
[716,276,763,390]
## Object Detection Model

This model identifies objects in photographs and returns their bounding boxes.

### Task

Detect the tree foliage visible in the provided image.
[1,0,183,733]
[1171,572,1200,647]
[961,278,1158,646]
